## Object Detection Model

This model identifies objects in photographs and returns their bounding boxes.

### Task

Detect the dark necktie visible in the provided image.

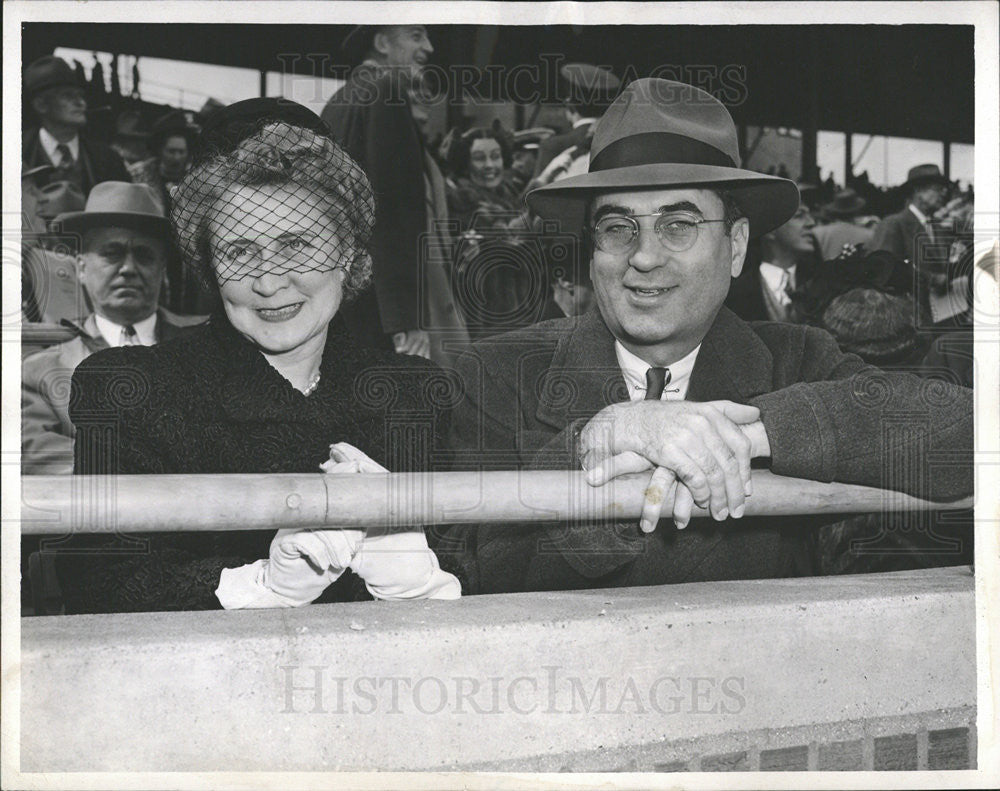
[120,325,139,346]
[55,143,73,172]
[644,366,670,400]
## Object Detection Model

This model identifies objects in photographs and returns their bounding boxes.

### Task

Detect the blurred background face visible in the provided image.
[589,187,747,361]
[78,226,167,323]
[209,183,349,355]
[913,182,948,214]
[468,138,504,189]
[159,135,190,180]
[34,86,87,129]
[376,25,433,76]
[767,204,816,260]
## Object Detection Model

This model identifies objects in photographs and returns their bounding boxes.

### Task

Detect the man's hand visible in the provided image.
[580,400,769,531]
[392,329,431,359]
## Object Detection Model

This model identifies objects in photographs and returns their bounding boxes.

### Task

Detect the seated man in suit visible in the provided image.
[22,182,204,475]
[446,78,972,594]
[22,56,131,196]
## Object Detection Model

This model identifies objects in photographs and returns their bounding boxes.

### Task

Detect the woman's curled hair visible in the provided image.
[171,121,376,302]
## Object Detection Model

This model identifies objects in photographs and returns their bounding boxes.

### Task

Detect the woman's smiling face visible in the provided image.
[468,138,504,189]
[209,183,349,354]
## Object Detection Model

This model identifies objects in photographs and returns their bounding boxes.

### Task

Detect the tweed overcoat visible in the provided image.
[447,306,973,593]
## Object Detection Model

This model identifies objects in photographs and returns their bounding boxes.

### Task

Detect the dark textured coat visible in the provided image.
[322,65,428,348]
[447,307,973,593]
[60,314,454,613]
[22,128,131,194]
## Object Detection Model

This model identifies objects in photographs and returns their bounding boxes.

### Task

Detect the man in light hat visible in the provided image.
[812,187,875,261]
[871,163,950,290]
[22,182,204,474]
[323,26,468,363]
[533,62,621,177]
[446,79,971,594]
[22,55,130,196]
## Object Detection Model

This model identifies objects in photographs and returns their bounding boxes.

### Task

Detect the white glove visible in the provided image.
[216,442,460,608]
[351,524,461,600]
[324,444,459,599]
[216,528,363,609]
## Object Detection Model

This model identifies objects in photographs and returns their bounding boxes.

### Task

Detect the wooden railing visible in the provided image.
[20,470,973,534]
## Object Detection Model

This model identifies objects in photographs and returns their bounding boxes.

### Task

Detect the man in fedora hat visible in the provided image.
[22,182,205,475]
[812,187,875,261]
[323,25,468,363]
[444,79,971,594]
[533,63,621,177]
[22,55,130,196]
[871,163,950,293]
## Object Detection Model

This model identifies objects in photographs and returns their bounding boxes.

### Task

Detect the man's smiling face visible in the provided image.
[589,187,749,364]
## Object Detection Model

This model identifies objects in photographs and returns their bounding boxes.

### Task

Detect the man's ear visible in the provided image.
[730,217,749,278]
[372,29,392,57]
[30,95,48,116]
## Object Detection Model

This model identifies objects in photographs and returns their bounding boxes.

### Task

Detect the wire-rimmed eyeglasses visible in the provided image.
[592,213,728,255]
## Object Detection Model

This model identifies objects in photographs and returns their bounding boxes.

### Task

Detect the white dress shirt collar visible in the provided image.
[94,312,158,347]
[615,340,701,401]
[39,127,80,164]
[759,261,796,305]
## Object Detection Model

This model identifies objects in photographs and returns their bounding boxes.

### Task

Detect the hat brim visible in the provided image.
[527,164,800,238]
[55,211,172,240]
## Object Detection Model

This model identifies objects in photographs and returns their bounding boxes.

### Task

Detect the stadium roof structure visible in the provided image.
[23,23,973,144]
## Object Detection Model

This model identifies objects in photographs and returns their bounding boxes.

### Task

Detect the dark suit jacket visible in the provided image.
[447,307,972,593]
[724,265,770,322]
[60,315,451,613]
[323,65,428,348]
[533,121,594,176]
[22,308,206,475]
[22,128,130,194]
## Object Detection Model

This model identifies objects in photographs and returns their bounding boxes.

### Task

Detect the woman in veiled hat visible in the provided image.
[62,112,460,613]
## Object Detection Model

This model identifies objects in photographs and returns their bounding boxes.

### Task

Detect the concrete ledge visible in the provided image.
[21,567,975,771]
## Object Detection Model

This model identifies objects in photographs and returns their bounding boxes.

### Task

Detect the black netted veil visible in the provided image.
[171,121,375,300]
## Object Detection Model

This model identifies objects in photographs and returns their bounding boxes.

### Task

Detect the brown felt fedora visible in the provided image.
[55,181,171,239]
[528,78,800,237]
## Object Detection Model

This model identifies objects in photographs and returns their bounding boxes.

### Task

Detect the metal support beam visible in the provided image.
[844,130,853,184]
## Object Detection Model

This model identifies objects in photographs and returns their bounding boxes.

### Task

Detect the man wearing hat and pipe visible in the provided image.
[22,182,204,475]
[22,55,131,196]
[533,63,621,177]
[812,187,875,261]
[322,25,467,363]
[871,164,951,295]
[446,79,971,594]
